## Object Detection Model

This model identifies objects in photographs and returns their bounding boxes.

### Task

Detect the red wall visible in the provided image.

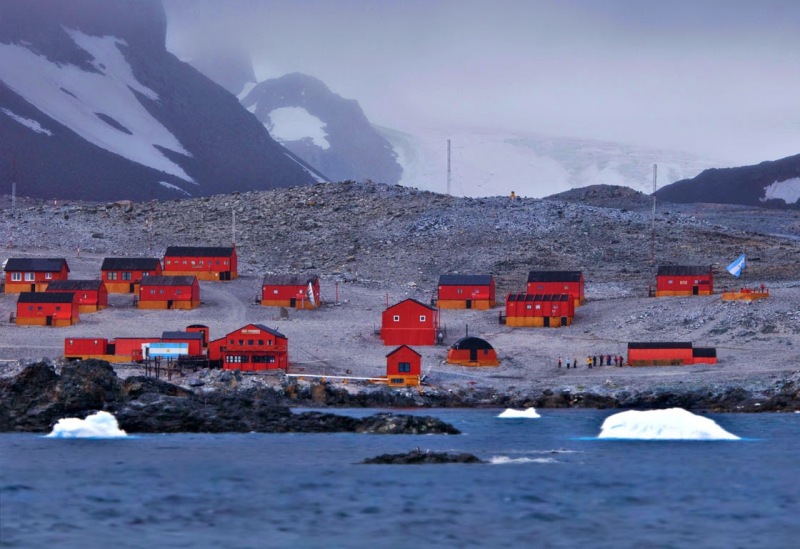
[656,274,713,293]
[163,253,236,274]
[438,282,495,302]
[139,281,199,302]
[386,346,421,376]
[381,300,438,346]
[526,280,584,301]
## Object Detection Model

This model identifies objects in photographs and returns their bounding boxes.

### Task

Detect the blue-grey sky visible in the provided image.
[165,0,800,164]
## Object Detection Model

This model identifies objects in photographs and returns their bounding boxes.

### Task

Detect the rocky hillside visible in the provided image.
[0,0,323,201]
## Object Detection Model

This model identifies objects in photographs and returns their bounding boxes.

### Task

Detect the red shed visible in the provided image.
[436,274,496,309]
[111,337,162,361]
[380,298,440,346]
[16,291,79,326]
[100,257,163,293]
[208,323,288,371]
[504,293,574,327]
[447,336,499,366]
[64,337,114,361]
[655,266,713,297]
[385,345,421,386]
[163,246,237,281]
[527,271,584,307]
[260,274,321,309]
[627,342,717,366]
[138,276,200,309]
[4,257,70,293]
[46,279,108,313]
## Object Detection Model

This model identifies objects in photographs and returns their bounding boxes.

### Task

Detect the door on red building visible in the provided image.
[466,300,472,309]
[46,316,52,326]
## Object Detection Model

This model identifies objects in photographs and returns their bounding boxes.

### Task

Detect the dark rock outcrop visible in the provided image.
[363,449,484,464]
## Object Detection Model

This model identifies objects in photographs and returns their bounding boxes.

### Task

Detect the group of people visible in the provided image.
[557,354,626,369]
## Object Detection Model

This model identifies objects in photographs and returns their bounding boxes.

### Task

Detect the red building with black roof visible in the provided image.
[526,271,584,307]
[436,274,496,309]
[138,276,200,309]
[16,291,79,326]
[261,274,321,309]
[46,279,108,312]
[655,266,713,297]
[100,257,163,293]
[385,345,421,386]
[4,258,70,293]
[163,246,237,281]
[381,298,440,346]
[447,336,499,366]
[627,342,717,366]
[208,323,288,371]
[504,293,574,327]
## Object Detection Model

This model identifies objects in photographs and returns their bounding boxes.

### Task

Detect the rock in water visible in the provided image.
[363,449,484,464]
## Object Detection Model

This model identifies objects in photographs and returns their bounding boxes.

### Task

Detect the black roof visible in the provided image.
[161,331,204,341]
[628,342,693,349]
[251,324,286,338]
[101,257,161,270]
[450,336,495,351]
[4,258,69,272]
[693,347,717,358]
[262,274,319,286]
[388,298,436,311]
[46,280,103,291]
[438,274,494,286]
[18,291,75,304]
[165,246,235,257]
[657,266,712,276]
[139,276,197,286]
[386,345,421,358]
[527,271,582,283]
[506,293,572,302]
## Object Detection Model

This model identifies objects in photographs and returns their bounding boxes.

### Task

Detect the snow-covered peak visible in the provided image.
[266,106,330,150]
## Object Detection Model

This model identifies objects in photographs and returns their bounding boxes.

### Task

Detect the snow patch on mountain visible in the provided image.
[2,108,53,136]
[0,29,194,182]
[283,152,327,183]
[265,107,330,150]
[761,178,800,204]
[159,181,191,196]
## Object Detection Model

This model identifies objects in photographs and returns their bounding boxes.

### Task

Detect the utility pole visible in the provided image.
[650,163,657,264]
[11,155,17,212]
[446,139,451,196]
[232,208,236,247]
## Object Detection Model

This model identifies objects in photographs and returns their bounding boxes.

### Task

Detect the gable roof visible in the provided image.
[438,274,494,286]
[4,258,69,272]
[164,246,235,257]
[386,298,436,312]
[657,265,712,276]
[101,257,161,271]
[527,271,583,283]
[18,291,75,304]
[262,274,319,286]
[46,280,104,291]
[139,275,197,287]
[386,345,422,358]
[226,323,286,339]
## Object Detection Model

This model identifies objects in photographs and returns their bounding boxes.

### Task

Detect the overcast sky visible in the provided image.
[165,0,800,165]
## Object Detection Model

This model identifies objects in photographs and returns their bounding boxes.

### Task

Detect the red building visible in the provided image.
[436,274,496,309]
[627,342,718,366]
[380,298,440,346]
[138,276,200,309]
[163,246,237,281]
[260,274,321,309]
[46,280,108,313]
[4,258,70,293]
[447,336,499,366]
[504,293,574,327]
[527,271,584,307]
[385,345,421,386]
[16,292,79,326]
[208,323,288,371]
[161,330,205,356]
[655,266,713,297]
[100,257,163,293]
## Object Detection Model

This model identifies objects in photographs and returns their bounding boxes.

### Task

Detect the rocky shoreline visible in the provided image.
[2,360,800,434]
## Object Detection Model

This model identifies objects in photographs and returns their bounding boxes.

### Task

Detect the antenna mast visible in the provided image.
[232,208,236,247]
[446,139,451,196]
[11,155,17,212]
[650,163,657,263]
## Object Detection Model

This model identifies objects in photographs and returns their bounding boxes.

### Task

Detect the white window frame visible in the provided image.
[419,315,426,322]
[24,273,35,281]
[393,315,400,322]
[11,272,21,281]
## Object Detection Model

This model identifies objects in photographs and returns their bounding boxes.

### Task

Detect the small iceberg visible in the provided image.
[497,408,540,419]
[598,408,739,440]
[47,411,127,438]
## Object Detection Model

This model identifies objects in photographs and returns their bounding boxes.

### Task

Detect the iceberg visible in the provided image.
[47,411,127,438]
[598,408,739,440]
[497,408,540,419]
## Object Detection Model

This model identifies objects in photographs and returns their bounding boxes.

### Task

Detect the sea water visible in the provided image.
[2,409,799,548]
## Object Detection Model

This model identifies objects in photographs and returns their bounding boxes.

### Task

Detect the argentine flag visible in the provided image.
[726,253,746,277]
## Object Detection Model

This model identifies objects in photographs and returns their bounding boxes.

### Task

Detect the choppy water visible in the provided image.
[2,409,799,548]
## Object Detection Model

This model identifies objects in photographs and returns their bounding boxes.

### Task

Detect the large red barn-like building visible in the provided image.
[163,246,237,281]
[4,258,70,293]
[655,266,713,297]
[385,345,422,386]
[100,257,163,293]
[16,292,79,326]
[627,342,717,366]
[46,279,108,313]
[208,323,288,371]
[447,336,499,366]
[504,293,574,327]
[436,274,496,309]
[138,276,200,309]
[260,274,321,309]
[527,271,584,307]
[381,298,440,346]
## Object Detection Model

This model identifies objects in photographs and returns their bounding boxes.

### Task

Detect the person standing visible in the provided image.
[558,356,563,369]
[587,356,593,369]
[566,358,571,369]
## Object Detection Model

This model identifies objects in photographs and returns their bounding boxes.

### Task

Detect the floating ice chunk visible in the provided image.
[497,408,540,418]
[598,408,739,440]
[489,456,556,464]
[47,411,127,438]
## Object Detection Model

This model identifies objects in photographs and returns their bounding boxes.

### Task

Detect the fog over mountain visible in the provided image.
[165,0,800,197]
